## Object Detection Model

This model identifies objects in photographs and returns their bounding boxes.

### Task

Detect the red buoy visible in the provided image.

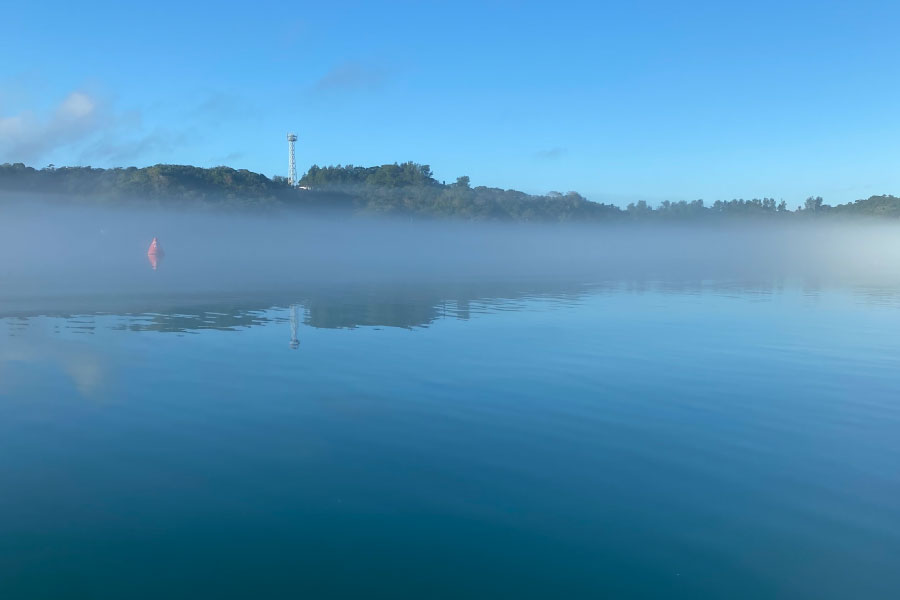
[147,237,163,270]
[147,237,163,257]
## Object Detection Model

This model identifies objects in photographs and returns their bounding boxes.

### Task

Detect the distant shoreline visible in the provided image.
[2,161,899,221]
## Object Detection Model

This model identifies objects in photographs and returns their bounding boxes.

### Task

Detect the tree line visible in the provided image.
[2,161,899,221]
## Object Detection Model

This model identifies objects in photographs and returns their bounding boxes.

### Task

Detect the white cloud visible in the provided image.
[57,91,95,119]
[0,112,34,140]
[0,90,172,165]
[0,91,106,162]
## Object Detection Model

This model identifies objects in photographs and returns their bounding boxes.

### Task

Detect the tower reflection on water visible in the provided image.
[289,304,300,349]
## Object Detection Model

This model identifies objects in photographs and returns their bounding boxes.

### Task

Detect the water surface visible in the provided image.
[1,280,898,598]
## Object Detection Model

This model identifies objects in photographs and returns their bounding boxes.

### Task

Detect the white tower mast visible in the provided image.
[287,133,298,186]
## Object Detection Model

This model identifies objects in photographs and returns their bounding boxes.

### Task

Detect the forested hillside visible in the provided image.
[2,161,899,221]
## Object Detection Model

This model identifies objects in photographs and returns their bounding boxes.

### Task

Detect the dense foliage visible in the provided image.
[297,163,620,221]
[2,161,899,221]
[0,163,293,208]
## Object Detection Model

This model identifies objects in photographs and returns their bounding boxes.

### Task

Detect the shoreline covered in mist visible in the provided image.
[2,207,900,307]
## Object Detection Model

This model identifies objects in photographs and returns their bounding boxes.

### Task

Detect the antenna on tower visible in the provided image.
[287,133,298,186]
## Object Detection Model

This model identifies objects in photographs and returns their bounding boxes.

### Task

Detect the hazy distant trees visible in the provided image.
[803,196,825,212]
[300,162,436,188]
[295,163,621,221]
[623,197,792,220]
[827,194,900,218]
[3,161,900,221]
[0,163,292,208]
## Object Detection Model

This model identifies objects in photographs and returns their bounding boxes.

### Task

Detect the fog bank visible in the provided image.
[2,207,899,306]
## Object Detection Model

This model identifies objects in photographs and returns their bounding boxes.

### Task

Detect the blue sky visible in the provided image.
[2,0,899,206]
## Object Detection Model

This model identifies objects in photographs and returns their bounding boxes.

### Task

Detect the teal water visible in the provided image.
[1,281,899,598]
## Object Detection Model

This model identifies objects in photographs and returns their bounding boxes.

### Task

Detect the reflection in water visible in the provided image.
[0,334,107,399]
[3,278,900,344]
[2,278,899,599]
[289,304,300,349]
[0,281,595,336]
[147,252,161,271]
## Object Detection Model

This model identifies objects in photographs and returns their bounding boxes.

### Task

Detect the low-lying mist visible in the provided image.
[2,204,900,311]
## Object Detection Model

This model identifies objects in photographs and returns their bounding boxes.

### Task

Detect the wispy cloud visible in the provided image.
[313,61,388,93]
[80,128,188,164]
[192,92,255,119]
[209,151,245,166]
[0,90,182,165]
[534,147,568,160]
[0,91,106,162]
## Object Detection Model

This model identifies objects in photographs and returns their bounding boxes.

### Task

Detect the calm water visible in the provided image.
[1,280,899,598]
